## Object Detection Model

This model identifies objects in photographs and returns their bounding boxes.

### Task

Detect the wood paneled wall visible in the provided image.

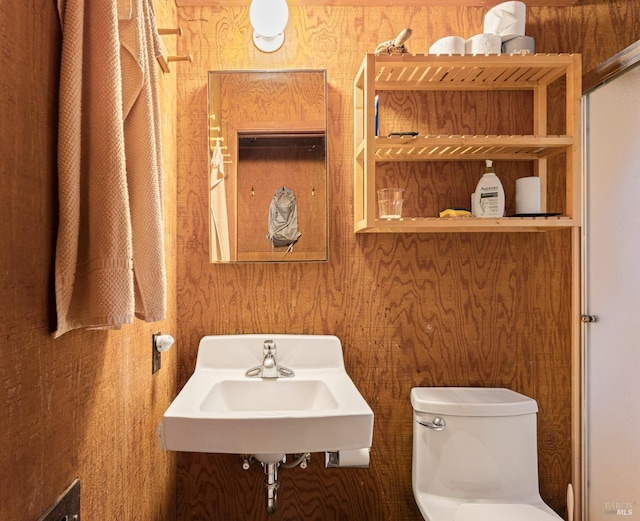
[174,2,639,520]
[0,1,179,519]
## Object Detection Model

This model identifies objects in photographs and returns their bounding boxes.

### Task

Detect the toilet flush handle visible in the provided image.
[417,417,446,431]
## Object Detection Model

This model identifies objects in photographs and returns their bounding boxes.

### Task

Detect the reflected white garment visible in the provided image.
[209,140,230,261]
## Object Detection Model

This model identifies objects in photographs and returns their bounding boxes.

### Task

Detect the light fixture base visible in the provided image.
[253,30,285,53]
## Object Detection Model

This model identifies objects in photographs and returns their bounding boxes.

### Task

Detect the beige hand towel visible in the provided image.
[119,0,166,321]
[55,0,134,337]
[54,0,165,337]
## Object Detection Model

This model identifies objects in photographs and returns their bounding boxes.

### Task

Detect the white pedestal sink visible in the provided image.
[159,334,374,457]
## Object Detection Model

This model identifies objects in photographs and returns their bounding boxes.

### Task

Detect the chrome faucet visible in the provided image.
[245,340,295,378]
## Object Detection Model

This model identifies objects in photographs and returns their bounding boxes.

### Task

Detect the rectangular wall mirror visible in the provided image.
[208,69,328,263]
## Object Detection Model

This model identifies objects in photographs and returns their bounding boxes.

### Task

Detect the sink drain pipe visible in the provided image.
[242,453,313,514]
[243,450,368,513]
[263,462,279,515]
[243,453,311,514]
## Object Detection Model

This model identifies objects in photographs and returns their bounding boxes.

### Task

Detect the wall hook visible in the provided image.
[168,53,193,64]
[158,27,183,36]
[157,51,193,74]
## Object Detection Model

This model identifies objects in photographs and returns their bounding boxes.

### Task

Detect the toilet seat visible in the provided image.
[455,503,561,521]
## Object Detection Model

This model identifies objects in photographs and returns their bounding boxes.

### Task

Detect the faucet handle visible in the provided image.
[263,340,276,356]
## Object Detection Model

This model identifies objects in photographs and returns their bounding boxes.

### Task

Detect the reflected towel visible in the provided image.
[209,140,231,261]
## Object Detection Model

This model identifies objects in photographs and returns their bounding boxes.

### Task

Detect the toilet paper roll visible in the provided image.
[465,33,502,56]
[515,176,541,214]
[326,448,370,468]
[502,35,535,55]
[484,1,526,42]
[339,448,370,467]
[429,36,465,56]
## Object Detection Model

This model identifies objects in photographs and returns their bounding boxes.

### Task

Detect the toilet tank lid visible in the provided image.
[411,387,538,416]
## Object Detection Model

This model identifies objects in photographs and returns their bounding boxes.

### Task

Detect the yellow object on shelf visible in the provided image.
[439,208,472,218]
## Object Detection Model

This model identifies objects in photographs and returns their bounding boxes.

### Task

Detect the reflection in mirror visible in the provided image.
[208,70,327,263]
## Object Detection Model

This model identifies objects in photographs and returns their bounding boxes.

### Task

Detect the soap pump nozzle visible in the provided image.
[484,159,494,174]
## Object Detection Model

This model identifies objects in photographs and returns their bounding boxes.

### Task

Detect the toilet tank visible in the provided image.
[411,387,541,503]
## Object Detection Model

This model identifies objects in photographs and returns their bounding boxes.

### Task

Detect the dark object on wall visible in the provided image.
[37,479,80,521]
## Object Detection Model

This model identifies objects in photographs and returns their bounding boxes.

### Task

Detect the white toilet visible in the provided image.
[411,387,562,521]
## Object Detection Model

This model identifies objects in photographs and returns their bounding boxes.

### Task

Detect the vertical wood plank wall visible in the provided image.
[0,0,179,519]
[175,2,639,520]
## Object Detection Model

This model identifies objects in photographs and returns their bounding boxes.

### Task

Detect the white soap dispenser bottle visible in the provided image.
[474,160,505,218]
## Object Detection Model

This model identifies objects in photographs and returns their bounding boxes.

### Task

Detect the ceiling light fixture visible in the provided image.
[249,0,289,53]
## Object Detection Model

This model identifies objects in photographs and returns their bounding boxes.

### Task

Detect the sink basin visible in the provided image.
[201,380,339,412]
[159,334,374,455]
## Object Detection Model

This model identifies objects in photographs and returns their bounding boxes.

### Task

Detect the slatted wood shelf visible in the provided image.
[362,53,576,91]
[354,53,582,233]
[355,215,576,233]
[355,134,574,162]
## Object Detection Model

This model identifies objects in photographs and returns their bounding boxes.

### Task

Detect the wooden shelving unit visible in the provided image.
[354,53,582,233]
